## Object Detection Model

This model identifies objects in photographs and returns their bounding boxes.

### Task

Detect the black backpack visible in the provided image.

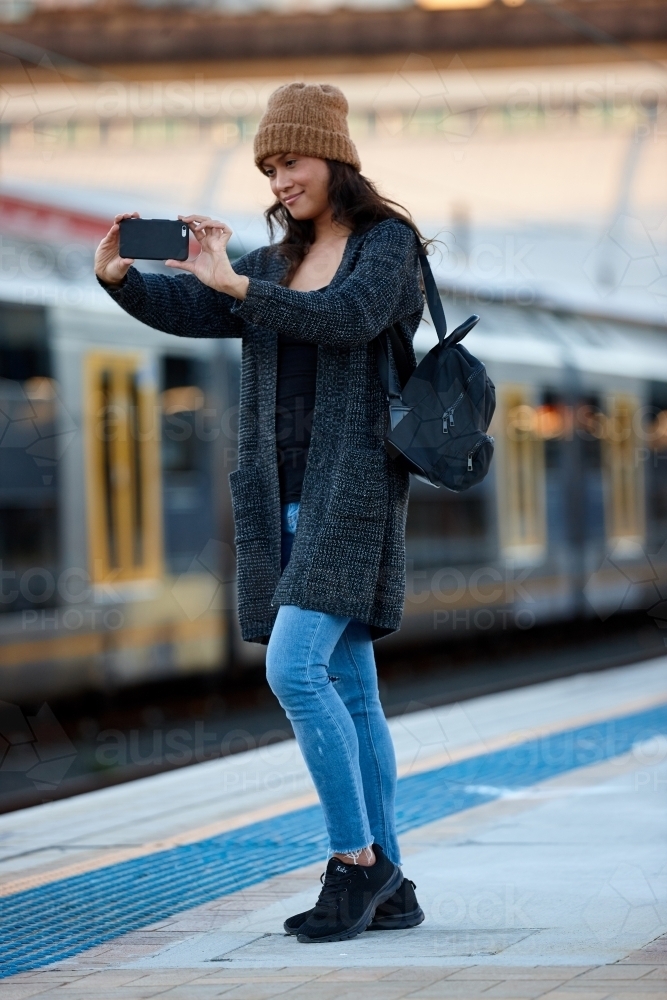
[375,250,496,491]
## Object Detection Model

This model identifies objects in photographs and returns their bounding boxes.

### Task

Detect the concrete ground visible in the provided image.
[1,659,666,998]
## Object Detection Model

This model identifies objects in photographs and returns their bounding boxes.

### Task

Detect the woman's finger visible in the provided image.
[180,215,212,231]
[113,211,140,224]
[197,220,231,232]
[189,225,207,246]
[165,259,197,272]
[181,215,231,233]
[181,218,214,245]
[180,214,213,224]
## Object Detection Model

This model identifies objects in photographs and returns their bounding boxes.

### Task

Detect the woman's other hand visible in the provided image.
[168,216,249,300]
[94,212,138,286]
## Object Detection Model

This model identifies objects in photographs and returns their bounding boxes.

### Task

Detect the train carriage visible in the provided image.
[1,194,666,701]
[402,295,667,642]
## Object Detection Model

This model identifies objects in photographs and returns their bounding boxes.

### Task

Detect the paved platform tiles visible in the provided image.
[3,936,667,998]
[1,658,666,997]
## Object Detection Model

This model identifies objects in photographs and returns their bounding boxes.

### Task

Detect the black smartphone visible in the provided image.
[119,218,189,261]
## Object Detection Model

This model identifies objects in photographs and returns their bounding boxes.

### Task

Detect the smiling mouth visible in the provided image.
[283,193,303,205]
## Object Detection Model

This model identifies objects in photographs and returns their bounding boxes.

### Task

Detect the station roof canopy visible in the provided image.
[0,0,663,74]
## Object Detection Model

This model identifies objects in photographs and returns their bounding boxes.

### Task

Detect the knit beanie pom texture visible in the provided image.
[254,82,361,172]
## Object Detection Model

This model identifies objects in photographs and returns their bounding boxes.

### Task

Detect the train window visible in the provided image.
[161,356,204,474]
[160,355,215,574]
[539,391,606,549]
[0,326,58,612]
[497,386,546,561]
[406,480,490,566]
[85,353,162,584]
[646,383,667,544]
[603,394,644,547]
[0,304,49,382]
[0,507,58,613]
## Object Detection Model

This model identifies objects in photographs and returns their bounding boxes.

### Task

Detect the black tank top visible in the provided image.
[275,287,327,502]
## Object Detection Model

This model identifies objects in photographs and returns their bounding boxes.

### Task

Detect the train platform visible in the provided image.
[0,656,666,999]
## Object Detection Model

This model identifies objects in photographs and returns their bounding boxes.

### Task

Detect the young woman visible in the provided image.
[95,82,426,943]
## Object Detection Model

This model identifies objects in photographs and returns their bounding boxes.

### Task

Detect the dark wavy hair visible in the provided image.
[264,160,427,285]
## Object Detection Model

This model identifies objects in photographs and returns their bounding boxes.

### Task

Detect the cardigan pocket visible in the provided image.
[303,447,388,617]
[229,465,268,544]
[327,447,387,524]
[229,465,280,631]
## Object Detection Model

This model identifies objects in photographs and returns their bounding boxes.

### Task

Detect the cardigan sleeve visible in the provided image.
[99,247,265,339]
[230,220,422,347]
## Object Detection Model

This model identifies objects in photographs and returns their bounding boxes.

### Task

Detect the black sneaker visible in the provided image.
[295,844,401,943]
[368,877,424,930]
[284,876,424,935]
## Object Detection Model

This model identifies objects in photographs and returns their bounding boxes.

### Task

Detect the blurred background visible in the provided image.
[1,0,667,810]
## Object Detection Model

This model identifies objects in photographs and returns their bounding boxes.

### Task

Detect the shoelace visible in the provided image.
[314,867,354,914]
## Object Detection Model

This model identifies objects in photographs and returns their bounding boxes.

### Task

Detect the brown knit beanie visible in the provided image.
[254,82,361,172]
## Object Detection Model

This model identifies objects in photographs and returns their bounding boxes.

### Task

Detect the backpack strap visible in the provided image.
[374,329,404,401]
[376,248,445,401]
[375,246,480,401]
[418,249,447,344]
[418,249,481,349]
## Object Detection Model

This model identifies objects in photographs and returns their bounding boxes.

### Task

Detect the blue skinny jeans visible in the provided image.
[266,504,400,864]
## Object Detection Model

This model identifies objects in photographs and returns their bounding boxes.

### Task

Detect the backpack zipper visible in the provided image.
[442,393,463,433]
[467,435,493,472]
[441,366,486,435]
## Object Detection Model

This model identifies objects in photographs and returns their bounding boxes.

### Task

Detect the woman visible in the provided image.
[95,82,426,943]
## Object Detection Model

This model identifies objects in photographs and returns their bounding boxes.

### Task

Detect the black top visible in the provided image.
[276,286,327,502]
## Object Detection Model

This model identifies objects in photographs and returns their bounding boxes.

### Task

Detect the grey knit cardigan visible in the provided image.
[104,219,424,642]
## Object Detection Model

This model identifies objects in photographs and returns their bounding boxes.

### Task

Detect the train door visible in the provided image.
[84,352,162,584]
[602,393,645,552]
[496,386,547,563]
[646,383,667,548]
[0,304,58,614]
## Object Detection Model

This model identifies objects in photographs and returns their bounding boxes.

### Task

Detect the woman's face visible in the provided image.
[261,153,330,221]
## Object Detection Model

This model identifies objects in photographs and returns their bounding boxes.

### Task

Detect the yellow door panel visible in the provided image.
[85,352,162,584]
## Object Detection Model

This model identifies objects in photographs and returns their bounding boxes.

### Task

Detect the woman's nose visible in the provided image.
[276,171,293,192]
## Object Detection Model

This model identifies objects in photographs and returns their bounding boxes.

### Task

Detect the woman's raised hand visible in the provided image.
[94,212,139,286]
[167,216,249,300]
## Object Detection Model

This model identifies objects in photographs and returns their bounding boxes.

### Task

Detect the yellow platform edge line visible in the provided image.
[1,687,665,900]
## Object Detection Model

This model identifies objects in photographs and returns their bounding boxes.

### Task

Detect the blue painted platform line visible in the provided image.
[1,703,665,978]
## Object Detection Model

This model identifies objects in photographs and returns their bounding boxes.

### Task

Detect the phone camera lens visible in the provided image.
[181,226,187,236]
